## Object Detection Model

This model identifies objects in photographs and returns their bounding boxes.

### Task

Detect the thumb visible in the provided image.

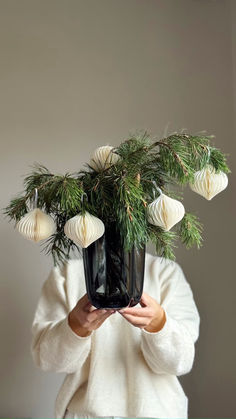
[140,292,149,307]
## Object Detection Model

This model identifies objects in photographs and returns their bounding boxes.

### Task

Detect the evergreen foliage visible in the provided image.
[2,131,230,266]
[178,213,203,249]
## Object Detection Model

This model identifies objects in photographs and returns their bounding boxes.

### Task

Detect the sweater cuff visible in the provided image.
[141,307,171,338]
[60,315,93,346]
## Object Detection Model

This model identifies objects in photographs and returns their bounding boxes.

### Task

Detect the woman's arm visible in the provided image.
[119,260,200,376]
[30,264,93,374]
[140,261,200,376]
[31,263,115,374]
[31,266,100,373]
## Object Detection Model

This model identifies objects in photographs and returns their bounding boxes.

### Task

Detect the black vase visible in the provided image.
[82,227,146,309]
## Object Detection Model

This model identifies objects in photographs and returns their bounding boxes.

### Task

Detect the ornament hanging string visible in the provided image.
[81,191,88,213]
[34,188,38,210]
[81,192,88,204]
[152,181,162,199]
[206,146,211,164]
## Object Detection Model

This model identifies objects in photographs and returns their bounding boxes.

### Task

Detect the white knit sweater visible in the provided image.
[30,252,200,419]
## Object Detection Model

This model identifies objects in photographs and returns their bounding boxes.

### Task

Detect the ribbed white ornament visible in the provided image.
[147,193,185,231]
[64,211,105,248]
[190,165,228,200]
[89,145,120,171]
[16,208,56,242]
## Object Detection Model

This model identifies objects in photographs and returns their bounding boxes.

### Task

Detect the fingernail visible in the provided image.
[118,309,125,313]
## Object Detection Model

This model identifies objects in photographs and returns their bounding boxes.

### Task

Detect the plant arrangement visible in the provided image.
[2,131,230,267]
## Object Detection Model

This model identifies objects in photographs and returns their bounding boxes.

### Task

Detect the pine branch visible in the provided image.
[2,130,230,264]
[150,133,216,183]
[41,231,81,266]
[2,194,28,223]
[113,174,149,250]
[40,214,82,266]
[148,224,177,260]
[178,213,203,249]
[209,147,231,173]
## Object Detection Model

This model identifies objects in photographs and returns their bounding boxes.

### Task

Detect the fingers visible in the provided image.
[140,292,153,307]
[119,312,149,328]
[80,295,106,313]
[87,307,116,323]
[76,294,90,310]
[86,303,98,312]
[87,310,115,330]
[72,294,117,332]
[93,310,115,328]
[87,308,108,322]
[79,294,89,302]
[77,308,115,331]
[78,295,101,313]
[118,306,152,317]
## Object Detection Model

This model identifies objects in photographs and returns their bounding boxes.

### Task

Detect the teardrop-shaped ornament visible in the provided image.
[64,211,105,248]
[16,208,56,242]
[189,165,228,200]
[147,193,185,231]
[89,145,120,172]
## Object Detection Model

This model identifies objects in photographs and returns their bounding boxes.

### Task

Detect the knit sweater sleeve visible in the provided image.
[140,260,200,377]
[30,264,93,374]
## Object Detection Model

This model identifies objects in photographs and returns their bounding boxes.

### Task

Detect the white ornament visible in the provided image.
[89,145,120,171]
[64,211,105,248]
[147,192,185,231]
[16,208,56,242]
[189,165,228,200]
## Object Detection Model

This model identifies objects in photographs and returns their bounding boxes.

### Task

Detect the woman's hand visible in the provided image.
[68,294,115,337]
[118,292,166,333]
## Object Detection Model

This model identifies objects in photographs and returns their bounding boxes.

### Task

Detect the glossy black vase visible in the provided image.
[82,226,146,309]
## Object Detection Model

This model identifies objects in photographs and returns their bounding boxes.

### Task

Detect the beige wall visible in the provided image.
[0,0,235,417]
[231,0,236,128]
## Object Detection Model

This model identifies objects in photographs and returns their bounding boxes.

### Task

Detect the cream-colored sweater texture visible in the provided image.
[30,252,200,419]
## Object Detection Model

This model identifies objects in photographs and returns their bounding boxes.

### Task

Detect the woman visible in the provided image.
[30,252,200,419]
